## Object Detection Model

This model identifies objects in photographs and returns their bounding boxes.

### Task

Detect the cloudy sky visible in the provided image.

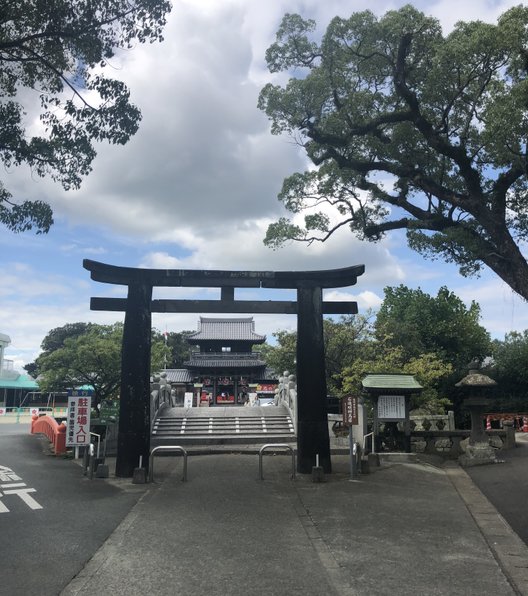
[2,0,528,371]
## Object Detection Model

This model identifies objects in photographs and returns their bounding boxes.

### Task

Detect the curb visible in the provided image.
[445,462,528,596]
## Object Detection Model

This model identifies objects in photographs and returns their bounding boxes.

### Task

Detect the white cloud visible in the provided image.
[325,289,383,310]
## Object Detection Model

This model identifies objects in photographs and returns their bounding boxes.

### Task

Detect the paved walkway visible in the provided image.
[60,452,528,596]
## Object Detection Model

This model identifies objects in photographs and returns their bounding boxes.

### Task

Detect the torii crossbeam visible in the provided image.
[84,259,365,476]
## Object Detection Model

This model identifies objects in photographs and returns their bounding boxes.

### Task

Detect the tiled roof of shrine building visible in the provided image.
[184,356,266,369]
[187,317,266,343]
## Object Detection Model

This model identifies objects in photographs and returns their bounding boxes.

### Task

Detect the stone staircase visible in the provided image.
[151,405,296,447]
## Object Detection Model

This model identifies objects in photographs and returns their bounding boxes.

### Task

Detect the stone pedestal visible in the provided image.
[458,394,501,467]
[459,442,500,467]
[311,465,325,482]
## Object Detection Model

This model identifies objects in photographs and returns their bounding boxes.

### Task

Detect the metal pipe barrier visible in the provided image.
[351,441,361,478]
[363,432,375,454]
[258,444,296,480]
[82,444,96,479]
[149,445,188,483]
[89,432,101,459]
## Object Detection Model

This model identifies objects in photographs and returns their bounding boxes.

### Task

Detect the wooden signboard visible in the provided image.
[377,395,405,420]
[342,395,359,426]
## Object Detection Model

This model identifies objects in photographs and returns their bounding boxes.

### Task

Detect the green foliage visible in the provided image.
[263,285,492,414]
[260,314,375,393]
[259,6,528,299]
[41,322,95,354]
[162,330,194,368]
[0,0,171,233]
[489,331,528,408]
[25,321,95,377]
[38,323,124,407]
[260,329,297,377]
[375,285,491,369]
[340,341,453,413]
[323,314,374,393]
[36,322,169,407]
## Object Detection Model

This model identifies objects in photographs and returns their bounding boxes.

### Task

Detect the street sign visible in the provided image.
[66,390,92,447]
[343,395,359,426]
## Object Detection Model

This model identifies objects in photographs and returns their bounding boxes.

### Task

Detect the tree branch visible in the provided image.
[0,7,138,51]
[392,32,484,201]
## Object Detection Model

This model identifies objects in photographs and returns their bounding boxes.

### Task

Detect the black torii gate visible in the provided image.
[84,259,365,476]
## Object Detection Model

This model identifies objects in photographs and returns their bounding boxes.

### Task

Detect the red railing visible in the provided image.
[30,415,67,455]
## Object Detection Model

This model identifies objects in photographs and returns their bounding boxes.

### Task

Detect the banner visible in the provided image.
[66,390,92,447]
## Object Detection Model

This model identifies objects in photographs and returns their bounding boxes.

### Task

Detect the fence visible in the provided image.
[0,406,68,420]
[30,415,67,455]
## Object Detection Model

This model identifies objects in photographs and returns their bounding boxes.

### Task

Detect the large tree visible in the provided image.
[340,340,453,413]
[25,321,95,377]
[375,285,491,369]
[37,322,169,408]
[160,330,194,368]
[0,0,171,233]
[261,313,374,394]
[259,6,528,299]
[488,331,528,409]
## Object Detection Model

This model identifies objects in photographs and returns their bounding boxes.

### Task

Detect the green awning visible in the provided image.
[0,374,39,390]
[361,374,422,393]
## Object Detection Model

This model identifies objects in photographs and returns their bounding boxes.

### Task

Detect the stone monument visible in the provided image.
[456,359,500,467]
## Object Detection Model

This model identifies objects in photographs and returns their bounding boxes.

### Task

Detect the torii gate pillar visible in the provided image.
[297,286,331,473]
[116,283,153,478]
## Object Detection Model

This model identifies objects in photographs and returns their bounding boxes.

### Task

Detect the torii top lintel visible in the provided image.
[83,259,365,289]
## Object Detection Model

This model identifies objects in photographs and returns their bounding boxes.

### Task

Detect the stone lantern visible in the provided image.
[455,359,499,466]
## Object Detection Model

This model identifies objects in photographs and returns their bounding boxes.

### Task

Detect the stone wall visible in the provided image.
[410,412,456,431]
[410,426,516,458]
[328,407,516,458]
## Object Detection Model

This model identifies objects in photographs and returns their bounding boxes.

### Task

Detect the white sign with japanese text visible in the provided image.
[377,395,406,420]
[0,407,6,416]
[66,391,92,447]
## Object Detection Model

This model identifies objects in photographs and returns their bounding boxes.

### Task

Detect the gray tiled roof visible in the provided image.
[184,358,266,369]
[163,369,193,383]
[188,317,266,342]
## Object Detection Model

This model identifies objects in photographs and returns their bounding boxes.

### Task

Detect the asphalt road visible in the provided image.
[0,424,146,596]
[466,436,528,547]
[3,422,528,595]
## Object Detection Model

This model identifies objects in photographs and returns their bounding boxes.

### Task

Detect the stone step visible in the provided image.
[151,410,296,446]
[153,421,294,431]
[151,434,296,446]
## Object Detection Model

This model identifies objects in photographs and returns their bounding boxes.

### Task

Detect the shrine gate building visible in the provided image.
[166,317,277,407]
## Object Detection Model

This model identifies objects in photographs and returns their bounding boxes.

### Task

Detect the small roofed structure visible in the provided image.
[362,374,423,453]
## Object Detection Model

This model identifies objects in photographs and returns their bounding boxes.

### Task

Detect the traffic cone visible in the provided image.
[486,416,491,430]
